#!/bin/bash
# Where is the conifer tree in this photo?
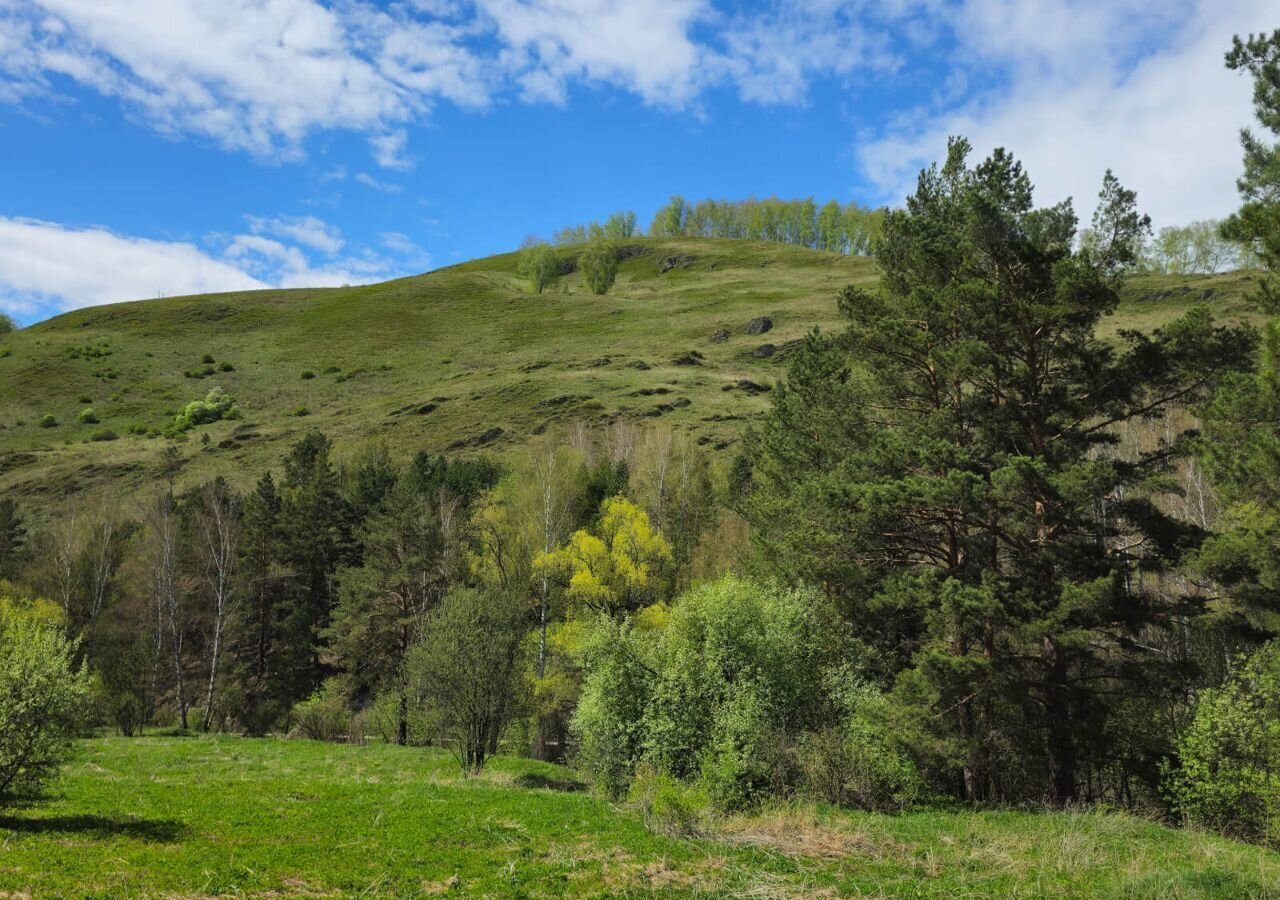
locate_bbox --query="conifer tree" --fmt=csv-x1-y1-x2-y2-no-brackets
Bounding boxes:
747,138,1252,802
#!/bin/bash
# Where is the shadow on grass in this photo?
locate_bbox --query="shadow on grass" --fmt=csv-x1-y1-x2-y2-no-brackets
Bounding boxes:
511,772,587,793
0,814,189,842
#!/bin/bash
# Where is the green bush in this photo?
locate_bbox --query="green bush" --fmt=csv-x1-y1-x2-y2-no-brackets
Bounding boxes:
572,576,913,812
291,680,353,742
580,237,619,295
292,406,310,417
517,243,559,293
572,618,655,798
218,362,235,372
301,371,315,380
0,313,14,335
405,587,529,774
628,763,712,836
1166,641,1280,846
201,354,215,364
78,408,98,424
89,429,118,442
38,414,57,429
77,395,92,405
173,387,240,431
0,603,92,805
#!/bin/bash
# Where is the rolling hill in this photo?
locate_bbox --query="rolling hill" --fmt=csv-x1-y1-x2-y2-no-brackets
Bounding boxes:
0,238,1263,516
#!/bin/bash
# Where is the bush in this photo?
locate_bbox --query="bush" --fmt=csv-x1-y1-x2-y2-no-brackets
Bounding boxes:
0,603,92,805
517,243,559,293
218,361,235,372
38,414,57,428
291,679,353,742
201,354,215,364
0,313,14,335
173,387,240,431
572,575,906,812
78,408,98,424
572,618,655,798
292,406,310,417
301,371,315,380
89,429,118,442
580,237,619,295
629,763,712,836
1166,641,1280,846
406,588,529,774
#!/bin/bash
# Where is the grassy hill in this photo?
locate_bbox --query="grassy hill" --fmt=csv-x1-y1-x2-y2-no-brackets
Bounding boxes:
0,238,1263,515
1,734,1276,898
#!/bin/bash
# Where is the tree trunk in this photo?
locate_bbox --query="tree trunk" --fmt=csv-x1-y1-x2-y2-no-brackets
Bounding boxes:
1043,634,1075,803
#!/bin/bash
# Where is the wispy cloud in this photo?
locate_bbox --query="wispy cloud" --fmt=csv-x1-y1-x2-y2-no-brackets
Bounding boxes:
0,212,431,321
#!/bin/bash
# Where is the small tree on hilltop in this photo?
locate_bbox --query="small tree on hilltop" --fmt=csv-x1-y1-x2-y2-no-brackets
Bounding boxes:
580,236,620,296
518,242,559,294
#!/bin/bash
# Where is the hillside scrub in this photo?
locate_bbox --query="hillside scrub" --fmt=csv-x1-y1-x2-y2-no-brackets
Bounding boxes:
173,387,239,431
579,236,619,295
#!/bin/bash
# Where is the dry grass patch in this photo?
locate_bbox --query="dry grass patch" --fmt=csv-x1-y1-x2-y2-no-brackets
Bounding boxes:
716,805,893,861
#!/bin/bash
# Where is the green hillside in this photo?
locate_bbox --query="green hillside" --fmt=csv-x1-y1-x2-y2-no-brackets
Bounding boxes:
0,237,1261,513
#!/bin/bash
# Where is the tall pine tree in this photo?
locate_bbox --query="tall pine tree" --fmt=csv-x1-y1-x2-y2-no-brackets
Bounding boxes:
748,139,1252,802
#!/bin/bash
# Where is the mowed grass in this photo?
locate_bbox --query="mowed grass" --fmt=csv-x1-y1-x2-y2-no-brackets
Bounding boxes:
1,735,1277,898
0,237,1261,521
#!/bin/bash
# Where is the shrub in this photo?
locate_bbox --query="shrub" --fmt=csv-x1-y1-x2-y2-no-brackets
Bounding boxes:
0,602,92,805
201,354,215,364
573,618,655,798
78,408,98,424
173,387,240,431
406,588,529,775
77,395,92,405
89,429,118,442
38,414,57,428
517,243,559,293
291,680,353,742
572,575,899,811
0,313,14,335
301,370,315,380
1166,641,1280,846
629,763,712,836
580,237,620,295
218,362,235,372
292,406,311,417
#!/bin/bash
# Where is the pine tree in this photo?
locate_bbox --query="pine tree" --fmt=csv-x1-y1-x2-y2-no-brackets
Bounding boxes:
748,138,1252,803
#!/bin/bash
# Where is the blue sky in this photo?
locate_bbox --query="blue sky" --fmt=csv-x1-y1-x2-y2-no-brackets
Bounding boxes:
0,0,1271,323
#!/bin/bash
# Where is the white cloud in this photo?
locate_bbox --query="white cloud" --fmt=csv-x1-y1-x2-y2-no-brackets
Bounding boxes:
476,0,712,106
0,214,430,321
857,0,1265,228
369,128,412,170
355,171,403,193
246,214,345,254
718,2,901,105
0,216,266,317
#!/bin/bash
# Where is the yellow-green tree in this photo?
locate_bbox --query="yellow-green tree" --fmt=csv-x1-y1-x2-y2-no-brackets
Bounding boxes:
537,496,670,616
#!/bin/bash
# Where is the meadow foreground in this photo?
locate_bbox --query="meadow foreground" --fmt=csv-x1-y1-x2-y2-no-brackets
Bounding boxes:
1,735,1277,898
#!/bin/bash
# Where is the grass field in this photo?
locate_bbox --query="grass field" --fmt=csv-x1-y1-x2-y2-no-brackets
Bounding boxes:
0,238,1263,521
1,735,1278,898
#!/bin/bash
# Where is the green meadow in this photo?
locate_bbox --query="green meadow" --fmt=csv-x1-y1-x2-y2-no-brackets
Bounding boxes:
1,734,1277,898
